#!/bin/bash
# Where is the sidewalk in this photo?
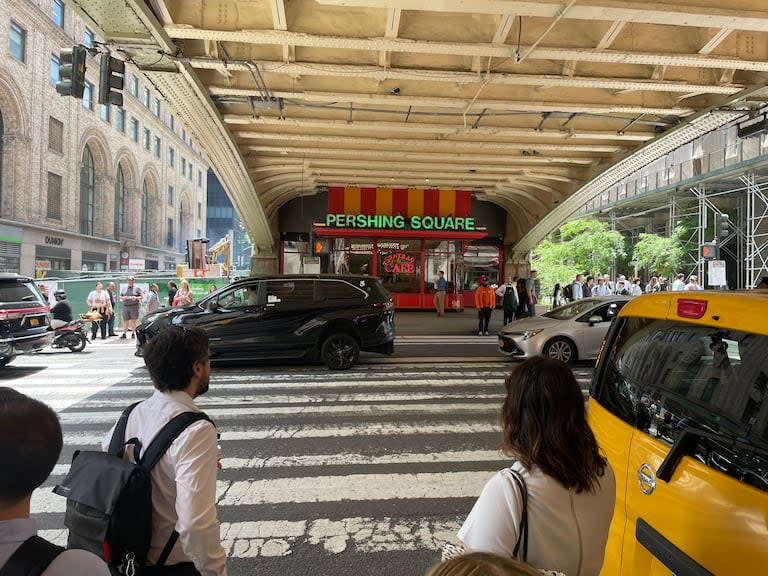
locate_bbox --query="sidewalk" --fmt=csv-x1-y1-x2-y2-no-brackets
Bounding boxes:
394,309,509,337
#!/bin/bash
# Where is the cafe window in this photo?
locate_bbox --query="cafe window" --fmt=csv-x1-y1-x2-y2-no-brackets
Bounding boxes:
376,238,420,294
425,239,460,292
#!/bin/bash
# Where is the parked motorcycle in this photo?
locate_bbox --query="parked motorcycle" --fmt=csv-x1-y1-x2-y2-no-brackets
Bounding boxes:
52,319,87,352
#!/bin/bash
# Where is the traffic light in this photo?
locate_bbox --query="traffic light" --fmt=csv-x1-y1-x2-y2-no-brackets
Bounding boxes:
701,242,718,260
56,46,87,98
312,238,330,255
717,212,730,238
98,53,124,107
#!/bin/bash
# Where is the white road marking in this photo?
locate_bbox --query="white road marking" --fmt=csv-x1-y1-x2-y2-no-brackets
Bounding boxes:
41,515,464,557
51,449,504,477
61,420,499,446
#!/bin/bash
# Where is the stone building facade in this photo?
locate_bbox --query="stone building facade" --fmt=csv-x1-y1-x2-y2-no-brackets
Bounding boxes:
0,0,210,276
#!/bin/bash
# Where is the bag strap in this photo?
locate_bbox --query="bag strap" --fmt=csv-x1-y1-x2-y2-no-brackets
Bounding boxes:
508,468,529,562
0,535,64,576
139,411,213,471
107,402,141,457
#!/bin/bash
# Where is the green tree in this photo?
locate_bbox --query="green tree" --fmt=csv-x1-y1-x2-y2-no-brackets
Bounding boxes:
532,219,625,299
631,227,687,279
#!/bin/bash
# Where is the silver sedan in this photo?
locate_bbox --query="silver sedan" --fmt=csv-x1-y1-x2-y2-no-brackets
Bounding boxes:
498,296,631,363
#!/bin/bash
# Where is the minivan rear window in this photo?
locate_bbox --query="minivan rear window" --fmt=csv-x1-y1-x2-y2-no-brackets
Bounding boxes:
594,317,768,491
0,282,41,304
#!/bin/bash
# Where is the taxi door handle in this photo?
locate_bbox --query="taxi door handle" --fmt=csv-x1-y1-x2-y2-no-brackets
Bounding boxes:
637,463,656,495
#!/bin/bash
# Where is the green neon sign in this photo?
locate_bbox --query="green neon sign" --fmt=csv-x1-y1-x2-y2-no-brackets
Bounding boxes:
325,214,477,231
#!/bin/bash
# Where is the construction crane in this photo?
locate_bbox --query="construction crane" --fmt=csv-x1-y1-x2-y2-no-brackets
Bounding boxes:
206,232,232,277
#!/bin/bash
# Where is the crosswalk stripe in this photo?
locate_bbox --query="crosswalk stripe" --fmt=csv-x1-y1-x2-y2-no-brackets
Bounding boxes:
62,421,499,447
41,515,464,557
51,450,504,477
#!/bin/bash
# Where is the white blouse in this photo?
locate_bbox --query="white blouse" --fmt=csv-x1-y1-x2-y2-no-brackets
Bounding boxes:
458,461,616,576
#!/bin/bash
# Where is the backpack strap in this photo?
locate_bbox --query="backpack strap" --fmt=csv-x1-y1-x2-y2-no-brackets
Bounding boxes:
0,535,64,576
508,468,529,562
139,411,214,471
107,402,142,457
138,411,213,567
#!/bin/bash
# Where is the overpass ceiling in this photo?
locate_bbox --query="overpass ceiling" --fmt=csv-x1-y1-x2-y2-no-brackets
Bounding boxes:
70,0,768,249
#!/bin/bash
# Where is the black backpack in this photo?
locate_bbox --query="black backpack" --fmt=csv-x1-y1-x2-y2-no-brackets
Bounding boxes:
53,403,212,576
562,283,573,301
0,536,63,576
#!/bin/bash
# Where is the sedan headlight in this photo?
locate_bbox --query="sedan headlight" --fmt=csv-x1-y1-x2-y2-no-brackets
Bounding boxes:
523,329,544,340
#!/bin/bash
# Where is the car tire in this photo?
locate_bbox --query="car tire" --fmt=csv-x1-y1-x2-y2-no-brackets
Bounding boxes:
0,357,13,367
321,333,360,370
544,337,576,364
69,334,87,353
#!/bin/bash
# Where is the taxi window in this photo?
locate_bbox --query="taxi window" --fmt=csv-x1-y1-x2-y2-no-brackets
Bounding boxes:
595,317,768,491
265,280,315,308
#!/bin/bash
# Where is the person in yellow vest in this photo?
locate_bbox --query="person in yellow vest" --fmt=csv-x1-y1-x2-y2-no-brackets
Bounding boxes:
474,276,496,336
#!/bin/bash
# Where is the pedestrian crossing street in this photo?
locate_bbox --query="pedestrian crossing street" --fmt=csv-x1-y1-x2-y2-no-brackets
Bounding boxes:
25,359,594,576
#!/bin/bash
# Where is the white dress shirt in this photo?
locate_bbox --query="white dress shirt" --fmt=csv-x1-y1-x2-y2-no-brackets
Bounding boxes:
102,390,227,576
0,518,110,576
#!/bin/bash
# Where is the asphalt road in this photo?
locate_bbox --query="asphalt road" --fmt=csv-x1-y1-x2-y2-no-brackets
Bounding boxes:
5,334,595,576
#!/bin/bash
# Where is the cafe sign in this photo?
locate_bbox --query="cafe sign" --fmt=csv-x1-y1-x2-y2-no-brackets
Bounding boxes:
325,214,478,231
383,252,415,274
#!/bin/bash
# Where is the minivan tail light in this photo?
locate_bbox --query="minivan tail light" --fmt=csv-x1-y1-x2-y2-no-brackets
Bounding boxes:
677,299,707,319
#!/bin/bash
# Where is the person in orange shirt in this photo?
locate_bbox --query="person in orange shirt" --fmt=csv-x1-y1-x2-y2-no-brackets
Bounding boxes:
474,276,496,336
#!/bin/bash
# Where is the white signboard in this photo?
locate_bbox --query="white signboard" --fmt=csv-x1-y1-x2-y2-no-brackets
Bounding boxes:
128,258,145,271
303,256,321,274
707,260,727,287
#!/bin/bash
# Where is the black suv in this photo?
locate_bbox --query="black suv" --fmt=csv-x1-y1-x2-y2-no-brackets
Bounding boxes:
0,273,53,366
136,275,395,370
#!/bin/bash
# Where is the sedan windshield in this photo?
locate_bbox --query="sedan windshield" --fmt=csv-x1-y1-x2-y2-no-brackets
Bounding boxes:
543,299,603,320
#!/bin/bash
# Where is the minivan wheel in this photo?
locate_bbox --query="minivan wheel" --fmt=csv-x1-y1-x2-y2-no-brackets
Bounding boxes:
0,357,12,367
321,333,360,370
544,337,576,364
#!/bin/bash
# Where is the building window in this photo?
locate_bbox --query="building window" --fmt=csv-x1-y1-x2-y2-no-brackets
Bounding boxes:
197,170,202,187
83,28,94,48
100,104,110,123
153,136,161,157
114,166,125,236
48,117,64,153
82,82,93,110
167,217,174,247
187,163,193,180
80,146,95,235
142,87,151,108
116,108,125,132
181,128,187,142
9,22,26,62
129,75,138,97
47,172,62,219
140,181,149,245
49,54,60,86
168,114,175,131
181,157,186,175
153,98,161,117
142,127,150,150
130,117,138,142
167,185,174,206
167,147,174,167
197,202,202,219
51,0,64,28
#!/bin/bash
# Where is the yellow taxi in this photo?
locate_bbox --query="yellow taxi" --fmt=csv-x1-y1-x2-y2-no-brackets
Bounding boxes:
589,290,768,575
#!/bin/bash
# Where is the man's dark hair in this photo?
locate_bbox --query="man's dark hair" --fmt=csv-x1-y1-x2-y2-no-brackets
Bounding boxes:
143,326,210,392
168,281,177,288
500,356,606,493
0,388,62,505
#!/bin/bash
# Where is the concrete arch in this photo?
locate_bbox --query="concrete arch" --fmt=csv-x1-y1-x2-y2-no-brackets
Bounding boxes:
263,183,316,219
0,71,28,133
495,185,550,215
80,130,113,238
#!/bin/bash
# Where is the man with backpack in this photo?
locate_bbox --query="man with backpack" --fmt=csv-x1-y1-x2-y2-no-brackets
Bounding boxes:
100,325,226,576
0,388,109,576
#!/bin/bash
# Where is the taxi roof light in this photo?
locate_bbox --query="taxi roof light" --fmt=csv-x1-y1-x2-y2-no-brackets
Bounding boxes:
677,298,708,319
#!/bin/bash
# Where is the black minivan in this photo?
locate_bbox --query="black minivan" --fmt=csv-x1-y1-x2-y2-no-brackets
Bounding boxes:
0,273,53,366
136,275,395,370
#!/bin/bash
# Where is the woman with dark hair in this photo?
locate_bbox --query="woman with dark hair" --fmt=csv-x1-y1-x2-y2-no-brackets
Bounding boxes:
551,283,562,308
457,356,615,576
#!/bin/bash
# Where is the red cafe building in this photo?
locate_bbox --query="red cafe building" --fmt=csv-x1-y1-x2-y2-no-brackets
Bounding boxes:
278,186,507,310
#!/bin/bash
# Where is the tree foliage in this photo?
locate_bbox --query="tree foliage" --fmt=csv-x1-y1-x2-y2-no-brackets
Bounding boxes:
631,227,687,278
532,219,625,297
